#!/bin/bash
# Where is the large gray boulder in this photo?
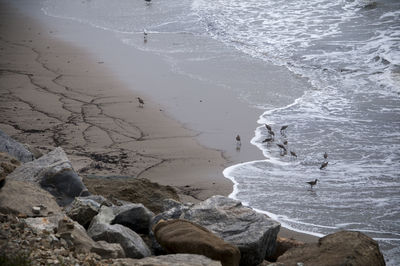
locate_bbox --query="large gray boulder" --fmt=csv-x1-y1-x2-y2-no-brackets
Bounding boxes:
58,217,125,259
162,198,187,211
150,201,193,254
7,147,89,206
88,222,151,259
152,201,192,227
90,205,115,225
0,130,34,162
0,179,62,216
110,254,222,265
277,231,386,266
112,203,155,234
66,195,110,228
88,205,151,258
154,195,280,266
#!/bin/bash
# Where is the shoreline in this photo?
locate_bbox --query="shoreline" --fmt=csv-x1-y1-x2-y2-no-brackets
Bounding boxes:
0,0,317,244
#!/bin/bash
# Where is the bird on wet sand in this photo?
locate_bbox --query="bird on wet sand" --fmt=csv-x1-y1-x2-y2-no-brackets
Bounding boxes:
324,152,328,159
306,179,318,189
265,124,272,131
280,125,288,132
320,161,328,170
290,151,297,158
283,140,288,146
236,134,241,147
137,97,144,107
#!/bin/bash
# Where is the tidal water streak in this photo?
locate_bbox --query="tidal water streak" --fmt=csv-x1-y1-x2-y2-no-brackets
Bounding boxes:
40,0,400,264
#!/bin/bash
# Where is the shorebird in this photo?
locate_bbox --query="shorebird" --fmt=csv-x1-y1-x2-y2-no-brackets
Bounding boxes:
262,137,274,143
137,97,144,107
306,179,318,189
143,29,148,42
269,130,275,137
265,124,272,131
320,161,328,170
290,151,297,158
236,134,241,146
276,143,287,151
280,125,288,132
283,140,288,146
324,152,328,159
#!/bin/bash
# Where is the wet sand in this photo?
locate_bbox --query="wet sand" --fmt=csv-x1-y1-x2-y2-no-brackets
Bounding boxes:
0,1,232,201
0,1,317,243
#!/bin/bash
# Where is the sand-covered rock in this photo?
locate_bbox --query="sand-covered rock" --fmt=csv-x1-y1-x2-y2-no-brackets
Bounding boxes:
0,179,62,216
277,231,386,266
0,129,34,162
112,203,155,234
83,177,179,213
154,219,240,266
155,195,280,266
7,147,89,206
109,254,222,266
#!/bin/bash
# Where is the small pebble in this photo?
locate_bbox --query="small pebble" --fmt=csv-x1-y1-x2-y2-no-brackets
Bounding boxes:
32,206,41,214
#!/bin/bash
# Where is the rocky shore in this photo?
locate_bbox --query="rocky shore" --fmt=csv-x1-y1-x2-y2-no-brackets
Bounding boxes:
0,2,387,264
0,130,387,265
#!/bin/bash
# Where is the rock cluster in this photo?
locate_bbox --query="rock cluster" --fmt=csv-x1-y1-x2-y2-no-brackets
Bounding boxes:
0,131,387,266
153,195,281,265
0,213,104,265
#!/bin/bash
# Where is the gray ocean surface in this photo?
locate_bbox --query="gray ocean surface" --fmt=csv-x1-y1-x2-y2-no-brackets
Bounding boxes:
40,0,400,264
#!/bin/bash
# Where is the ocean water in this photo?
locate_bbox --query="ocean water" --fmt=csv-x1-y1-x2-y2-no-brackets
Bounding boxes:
39,0,400,264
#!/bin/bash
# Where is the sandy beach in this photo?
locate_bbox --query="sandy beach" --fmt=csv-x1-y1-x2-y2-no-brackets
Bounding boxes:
0,0,317,244
0,1,234,200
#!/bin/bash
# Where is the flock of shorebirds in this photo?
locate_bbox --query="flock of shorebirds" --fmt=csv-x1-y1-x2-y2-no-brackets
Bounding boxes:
141,1,327,192
237,124,329,190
